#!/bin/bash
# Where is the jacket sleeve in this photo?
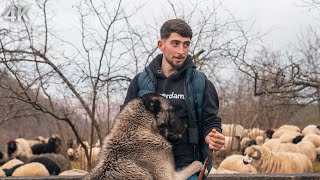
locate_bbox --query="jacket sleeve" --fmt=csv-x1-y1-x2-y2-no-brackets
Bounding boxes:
201,78,222,140
121,74,140,110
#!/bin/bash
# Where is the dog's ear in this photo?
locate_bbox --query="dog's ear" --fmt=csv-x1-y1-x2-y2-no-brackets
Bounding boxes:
141,94,161,115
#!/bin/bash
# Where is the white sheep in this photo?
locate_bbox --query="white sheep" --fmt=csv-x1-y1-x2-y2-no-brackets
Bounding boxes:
76,146,100,171
217,154,257,174
0,159,24,169
302,134,320,148
59,169,89,176
0,169,5,177
11,162,50,176
272,129,301,139
247,128,265,140
222,124,245,139
223,136,241,152
255,136,264,145
278,125,301,132
243,145,313,173
279,133,299,143
262,139,316,162
8,138,33,161
302,125,320,136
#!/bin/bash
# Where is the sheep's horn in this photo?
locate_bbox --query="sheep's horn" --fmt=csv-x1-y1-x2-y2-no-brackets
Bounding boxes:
252,148,261,160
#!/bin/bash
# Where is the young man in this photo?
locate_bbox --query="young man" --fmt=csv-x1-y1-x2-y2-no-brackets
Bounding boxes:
123,19,225,179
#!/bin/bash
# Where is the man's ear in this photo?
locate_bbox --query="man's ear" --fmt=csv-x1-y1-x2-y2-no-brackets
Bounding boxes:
158,40,164,52
141,94,161,115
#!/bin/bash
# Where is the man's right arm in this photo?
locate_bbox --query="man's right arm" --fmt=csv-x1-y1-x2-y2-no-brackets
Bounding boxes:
121,74,140,110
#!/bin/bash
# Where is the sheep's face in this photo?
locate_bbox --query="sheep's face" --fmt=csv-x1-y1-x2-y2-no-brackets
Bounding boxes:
243,146,261,165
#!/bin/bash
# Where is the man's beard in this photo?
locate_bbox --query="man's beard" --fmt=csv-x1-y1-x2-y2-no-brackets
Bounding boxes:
164,55,185,70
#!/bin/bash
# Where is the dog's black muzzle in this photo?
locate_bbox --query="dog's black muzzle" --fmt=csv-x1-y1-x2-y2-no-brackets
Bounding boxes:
167,111,187,142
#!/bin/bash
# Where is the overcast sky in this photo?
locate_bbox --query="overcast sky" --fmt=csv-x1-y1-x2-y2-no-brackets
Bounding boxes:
1,0,319,51
223,0,319,50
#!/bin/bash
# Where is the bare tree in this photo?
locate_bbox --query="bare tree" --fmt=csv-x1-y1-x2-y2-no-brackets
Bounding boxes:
0,0,260,169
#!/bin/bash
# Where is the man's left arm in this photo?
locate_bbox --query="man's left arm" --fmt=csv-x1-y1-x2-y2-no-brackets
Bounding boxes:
201,79,225,151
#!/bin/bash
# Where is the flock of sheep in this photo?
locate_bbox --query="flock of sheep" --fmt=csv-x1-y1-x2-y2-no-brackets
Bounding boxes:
211,124,320,174
1,124,319,177
0,134,88,177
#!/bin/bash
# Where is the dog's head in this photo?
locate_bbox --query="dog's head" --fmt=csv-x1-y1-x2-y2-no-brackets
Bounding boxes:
140,93,186,138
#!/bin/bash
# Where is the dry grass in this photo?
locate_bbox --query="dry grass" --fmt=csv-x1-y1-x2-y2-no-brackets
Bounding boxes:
314,161,320,173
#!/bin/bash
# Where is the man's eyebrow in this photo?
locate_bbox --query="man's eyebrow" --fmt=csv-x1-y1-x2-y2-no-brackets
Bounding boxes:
170,40,191,43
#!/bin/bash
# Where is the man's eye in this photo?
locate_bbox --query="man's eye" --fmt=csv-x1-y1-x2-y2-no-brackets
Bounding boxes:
183,42,190,48
172,41,180,47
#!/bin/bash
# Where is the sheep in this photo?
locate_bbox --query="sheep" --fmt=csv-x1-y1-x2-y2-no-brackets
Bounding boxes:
59,169,88,176
209,168,238,174
265,128,274,139
78,147,100,171
272,129,301,139
0,169,5,177
292,135,304,144
302,134,320,148
263,139,317,162
31,135,62,155
67,148,75,160
217,154,257,174
255,136,264,145
223,136,241,153
243,145,313,173
29,153,71,174
0,159,24,169
222,124,245,139
247,128,265,140
27,157,61,175
302,124,320,136
11,162,50,176
7,138,33,162
240,137,256,155
278,124,301,132
279,134,299,143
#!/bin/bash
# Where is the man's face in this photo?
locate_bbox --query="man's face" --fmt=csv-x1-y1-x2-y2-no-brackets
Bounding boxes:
158,32,191,70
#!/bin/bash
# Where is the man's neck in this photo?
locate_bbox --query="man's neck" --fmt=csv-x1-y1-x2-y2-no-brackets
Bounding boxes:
161,58,177,77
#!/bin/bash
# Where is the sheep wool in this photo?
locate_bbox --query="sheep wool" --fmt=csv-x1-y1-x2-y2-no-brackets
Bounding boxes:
12,162,50,176
243,145,313,174
59,169,88,176
278,125,301,132
302,134,320,148
302,125,320,136
218,154,257,174
0,159,24,169
0,169,5,177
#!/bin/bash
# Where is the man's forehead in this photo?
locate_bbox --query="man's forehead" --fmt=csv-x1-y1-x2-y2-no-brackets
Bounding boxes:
165,32,191,41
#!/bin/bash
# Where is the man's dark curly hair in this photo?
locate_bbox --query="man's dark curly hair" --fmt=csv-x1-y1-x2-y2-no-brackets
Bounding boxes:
160,19,193,39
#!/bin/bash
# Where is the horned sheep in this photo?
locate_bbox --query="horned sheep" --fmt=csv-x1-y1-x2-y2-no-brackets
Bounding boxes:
217,154,257,174
243,145,313,173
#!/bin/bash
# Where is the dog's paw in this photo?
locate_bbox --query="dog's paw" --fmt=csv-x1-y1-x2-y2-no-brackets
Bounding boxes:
190,161,203,172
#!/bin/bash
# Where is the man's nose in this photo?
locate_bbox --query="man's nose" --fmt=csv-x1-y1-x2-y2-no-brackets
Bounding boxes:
177,44,184,54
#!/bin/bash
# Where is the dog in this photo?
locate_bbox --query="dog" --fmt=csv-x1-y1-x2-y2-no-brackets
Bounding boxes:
84,93,203,180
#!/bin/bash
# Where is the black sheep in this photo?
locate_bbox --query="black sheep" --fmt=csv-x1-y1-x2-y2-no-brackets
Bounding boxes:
31,136,61,155
7,140,17,158
28,157,61,175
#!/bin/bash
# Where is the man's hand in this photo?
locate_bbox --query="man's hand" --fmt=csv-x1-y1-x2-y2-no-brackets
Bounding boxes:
205,129,225,151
